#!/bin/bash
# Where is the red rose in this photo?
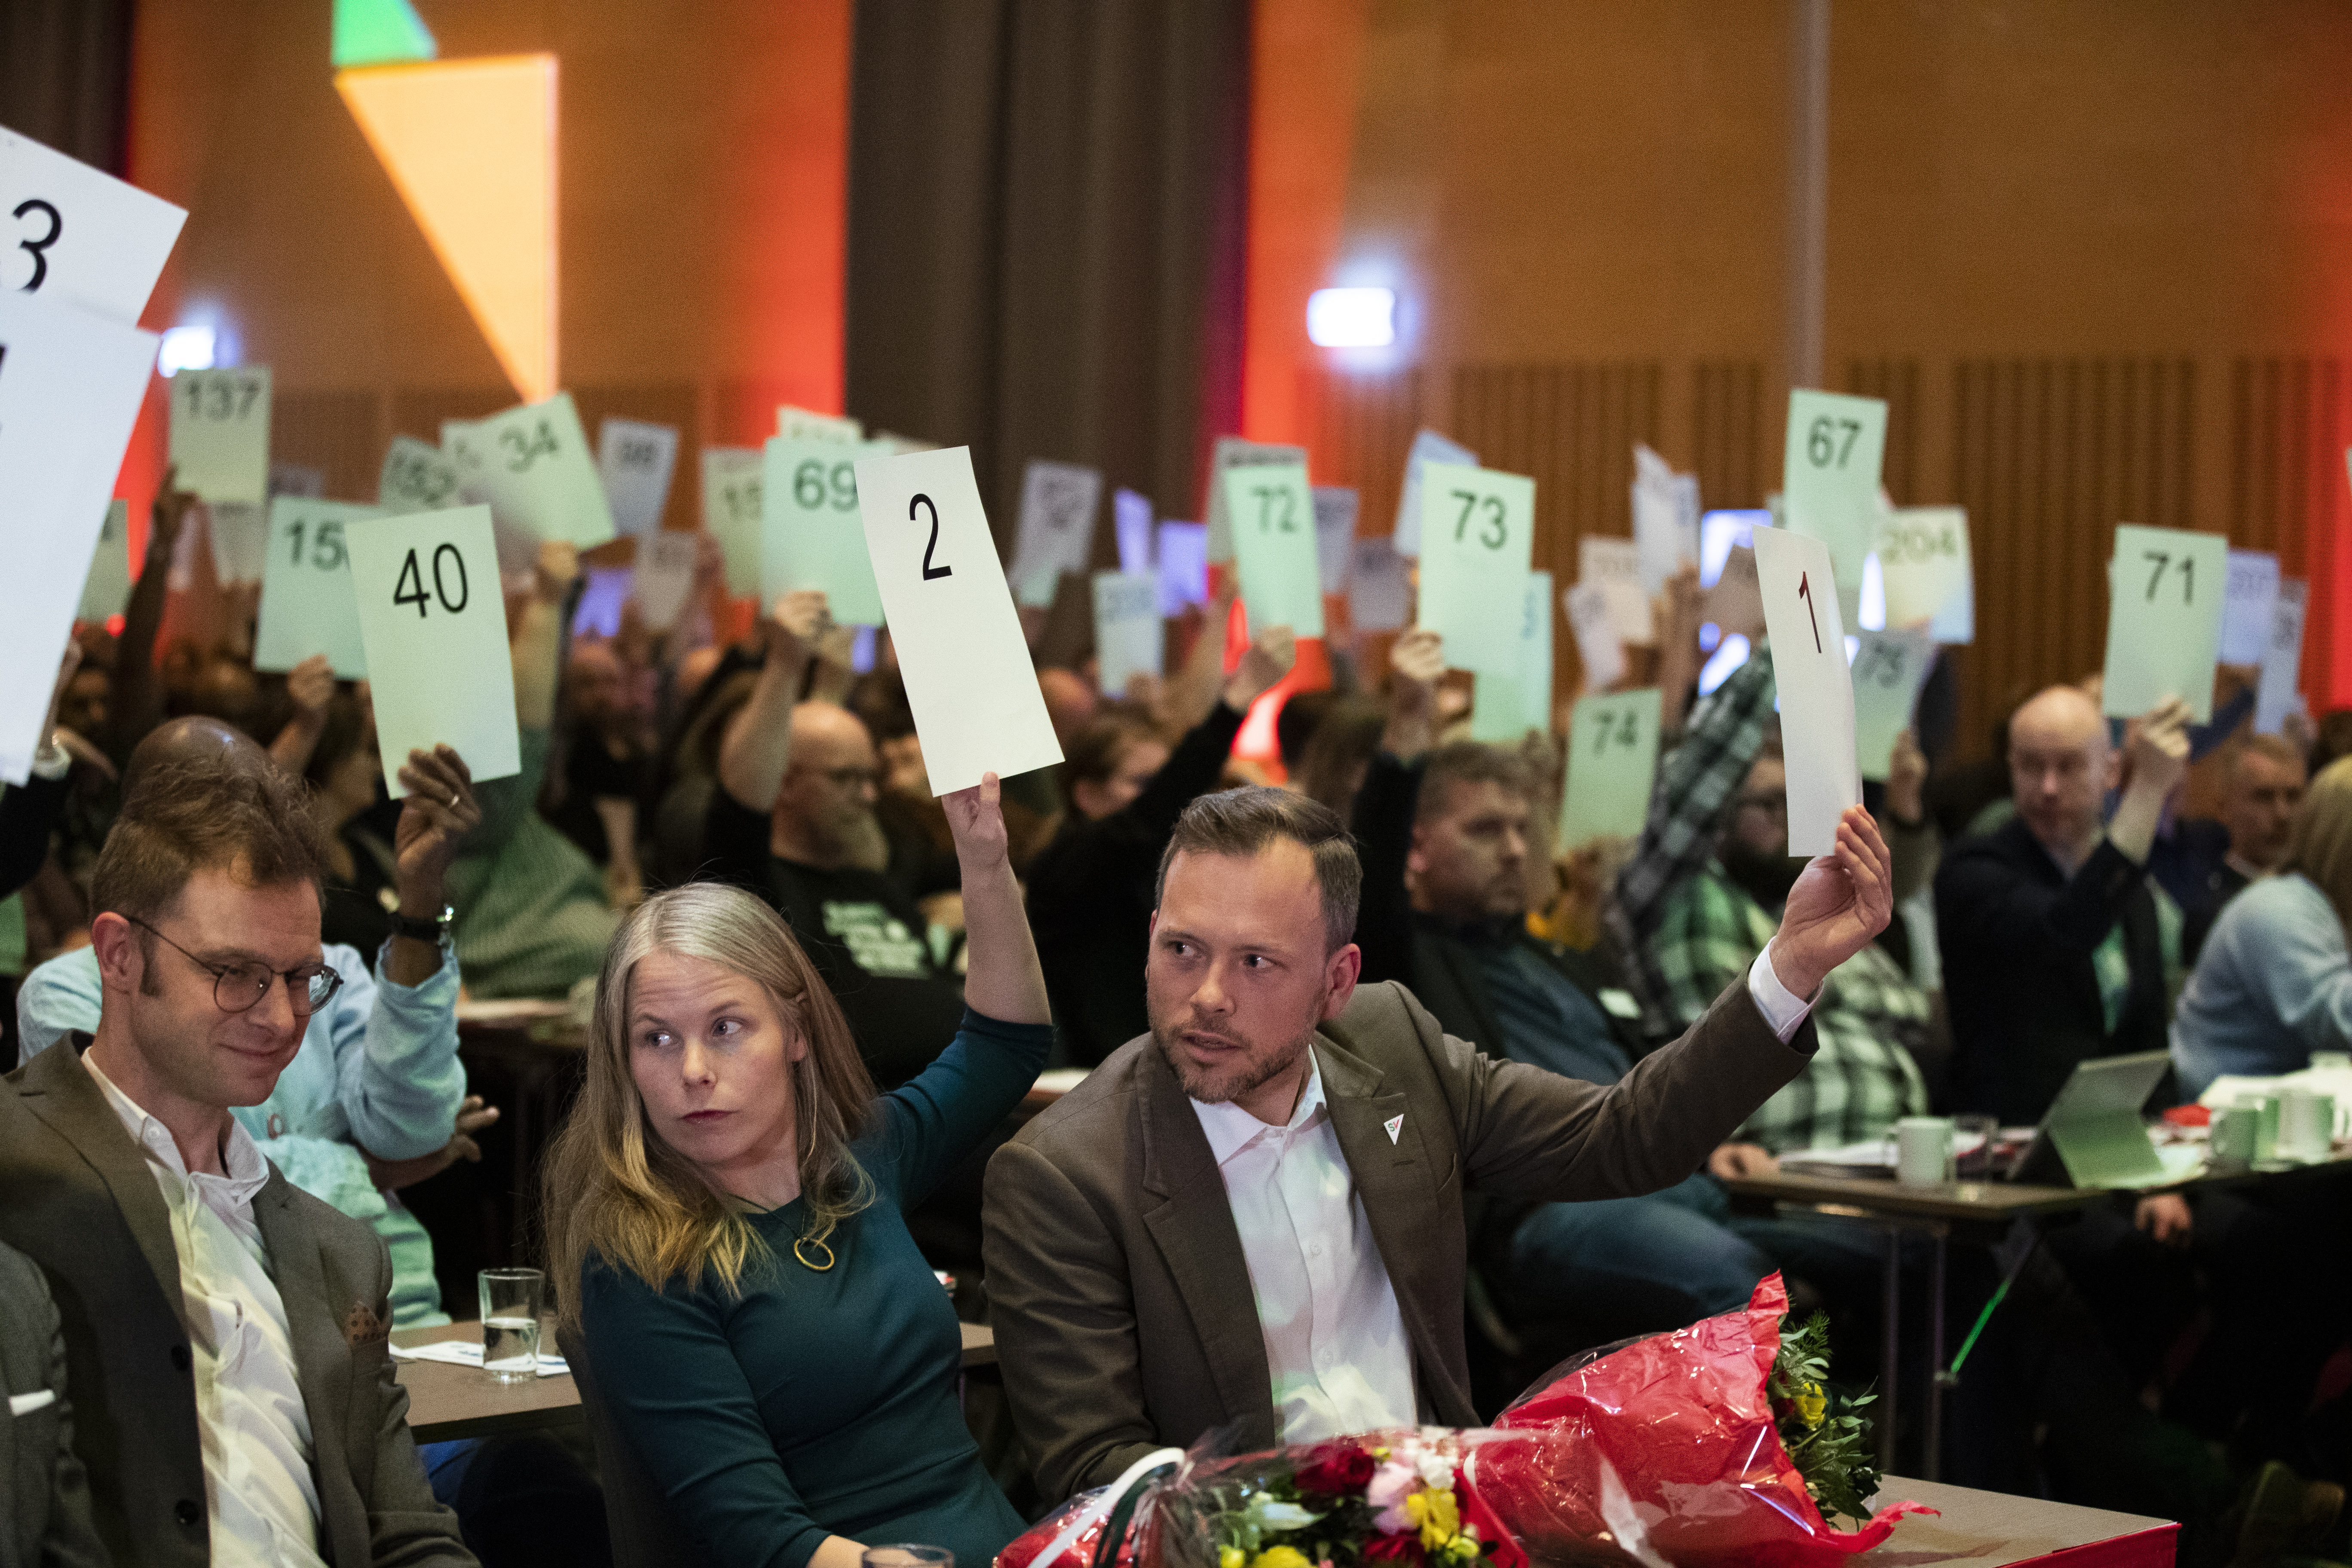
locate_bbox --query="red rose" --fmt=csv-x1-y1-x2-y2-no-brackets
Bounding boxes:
1294,1445,1378,1499
1362,1533,1423,1564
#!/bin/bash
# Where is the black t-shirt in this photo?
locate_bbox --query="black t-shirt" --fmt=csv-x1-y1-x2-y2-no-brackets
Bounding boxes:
701,789,967,1088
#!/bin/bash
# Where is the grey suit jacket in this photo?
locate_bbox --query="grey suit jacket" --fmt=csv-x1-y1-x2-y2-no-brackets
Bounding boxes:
0,1239,107,1568
983,975,1813,1502
0,1036,472,1568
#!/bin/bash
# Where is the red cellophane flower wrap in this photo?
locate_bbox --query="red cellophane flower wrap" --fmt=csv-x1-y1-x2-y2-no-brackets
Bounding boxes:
1470,1273,1933,1567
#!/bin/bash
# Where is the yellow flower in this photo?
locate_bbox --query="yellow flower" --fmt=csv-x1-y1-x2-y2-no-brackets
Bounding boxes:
1795,1383,1826,1428
1220,1549,1246,1568
1411,1486,1461,1552
1251,1547,1311,1568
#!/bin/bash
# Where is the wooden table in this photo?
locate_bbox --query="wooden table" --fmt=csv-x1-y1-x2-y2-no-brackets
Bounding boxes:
1860,1476,2175,1566
396,1318,998,1444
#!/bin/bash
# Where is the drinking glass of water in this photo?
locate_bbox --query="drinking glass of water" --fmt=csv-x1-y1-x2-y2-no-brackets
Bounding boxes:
478,1268,544,1383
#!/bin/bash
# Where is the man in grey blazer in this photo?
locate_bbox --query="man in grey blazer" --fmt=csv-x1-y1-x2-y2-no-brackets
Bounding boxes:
0,1239,107,1568
986,786,1894,1503
0,752,472,1567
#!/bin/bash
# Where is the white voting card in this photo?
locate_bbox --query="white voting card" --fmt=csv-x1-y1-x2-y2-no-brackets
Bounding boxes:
444,392,618,549
255,498,378,678
1850,628,1938,782
1156,521,1209,616
764,436,891,624
1206,437,1305,561
632,531,701,633
1349,538,1411,633
1559,687,1663,846
1563,581,1626,691
1392,428,1478,558
1876,504,1971,637
1224,462,1326,639
701,447,764,597
1471,571,1553,743
1578,535,1653,646
1114,488,1155,575
853,447,1063,793
598,418,678,536
0,287,157,781
1416,462,1535,676
1753,524,1860,857
345,507,521,793
2102,524,2228,723
206,501,268,585
2221,549,2282,668
1313,486,1359,597
778,405,862,443
1093,571,1163,698
77,500,134,622
168,366,271,506
1009,459,1103,608
2257,579,2309,736
1781,389,1886,610
1631,444,1699,594
0,127,185,323
379,435,462,514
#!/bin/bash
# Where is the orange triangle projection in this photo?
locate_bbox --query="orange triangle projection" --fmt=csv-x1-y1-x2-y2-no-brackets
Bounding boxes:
337,56,557,401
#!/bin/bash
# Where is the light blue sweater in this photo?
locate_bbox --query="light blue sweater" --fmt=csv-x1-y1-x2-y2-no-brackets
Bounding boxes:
2171,873,2352,1099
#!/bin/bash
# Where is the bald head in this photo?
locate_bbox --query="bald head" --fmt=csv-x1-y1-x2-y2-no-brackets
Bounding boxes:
125,716,272,795
773,703,879,864
2008,684,2116,857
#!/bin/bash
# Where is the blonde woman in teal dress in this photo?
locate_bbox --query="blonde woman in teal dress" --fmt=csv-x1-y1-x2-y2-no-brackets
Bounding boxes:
546,773,1050,1568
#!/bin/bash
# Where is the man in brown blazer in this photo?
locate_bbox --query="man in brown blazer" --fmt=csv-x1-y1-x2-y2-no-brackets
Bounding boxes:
986,786,1893,1503
0,753,472,1567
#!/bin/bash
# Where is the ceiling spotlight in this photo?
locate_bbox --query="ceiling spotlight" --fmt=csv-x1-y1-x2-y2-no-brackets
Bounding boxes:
1307,287,1396,349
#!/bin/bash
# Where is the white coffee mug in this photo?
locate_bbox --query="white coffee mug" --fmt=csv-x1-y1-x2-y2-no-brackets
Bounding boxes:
1896,1116,1956,1186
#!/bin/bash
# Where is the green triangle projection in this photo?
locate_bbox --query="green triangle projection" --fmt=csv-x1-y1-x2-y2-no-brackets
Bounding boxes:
333,0,436,69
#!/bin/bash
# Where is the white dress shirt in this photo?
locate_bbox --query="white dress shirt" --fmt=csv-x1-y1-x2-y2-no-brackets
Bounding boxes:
1192,948,1816,1443
85,1053,329,1568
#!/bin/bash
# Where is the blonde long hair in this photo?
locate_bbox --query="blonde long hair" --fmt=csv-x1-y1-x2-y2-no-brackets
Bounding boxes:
2286,756,2352,936
544,882,877,1328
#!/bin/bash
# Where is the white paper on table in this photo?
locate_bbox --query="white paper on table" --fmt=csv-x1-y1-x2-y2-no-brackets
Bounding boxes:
0,127,186,323
763,436,891,625
1471,570,1553,743
1092,571,1163,698
1348,539,1411,633
2221,549,2282,668
2102,524,2229,723
597,417,678,536
701,447,764,598
76,500,135,623
1008,459,1103,608
1753,524,1860,856
344,507,522,794
168,367,272,506
1205,437,1306,561
389,1341,569,1378
1781,389,1886,617
1563,582,1626,692
1311,486,1359,597
254,498,380,678
1630,444,1699,594
1876,504,1971,639
379,435,461,514
0,288,158,781
2257,579,2309,736
777,405,862,443
1155,522,1209,617
1559,687,1663,845
443,392,618,550
1416,462,1535,675
207,502,269,585
632,531,701,633
1849,627,1938,782
1114,488,1155,576
852,447,1063,793
1224,464,1326,639
1391,428,1479,558
1577,536,1653,646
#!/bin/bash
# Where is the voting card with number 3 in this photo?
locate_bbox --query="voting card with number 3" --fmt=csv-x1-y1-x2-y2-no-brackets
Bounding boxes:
1752,525,1860,857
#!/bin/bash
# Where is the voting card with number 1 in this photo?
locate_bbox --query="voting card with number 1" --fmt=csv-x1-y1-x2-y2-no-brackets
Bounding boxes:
345,507,521,793
853,448,1062,793
1752,525,1860,856
2102,524,2227,723
256,499,380,678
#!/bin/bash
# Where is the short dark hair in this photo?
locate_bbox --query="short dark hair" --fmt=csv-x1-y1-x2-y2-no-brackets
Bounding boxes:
92,756,329,932
1415,742,1534,825
1154,786,1360,952
1064,707,1167,794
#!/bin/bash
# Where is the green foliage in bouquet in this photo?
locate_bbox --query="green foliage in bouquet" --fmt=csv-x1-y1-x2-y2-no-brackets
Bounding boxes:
1767,1311,1880,1525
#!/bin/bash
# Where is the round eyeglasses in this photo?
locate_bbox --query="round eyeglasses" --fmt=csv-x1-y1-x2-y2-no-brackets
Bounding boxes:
123,916,343,1016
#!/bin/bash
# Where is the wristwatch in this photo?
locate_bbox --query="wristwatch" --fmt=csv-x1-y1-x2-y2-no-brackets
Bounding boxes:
389,904,455,945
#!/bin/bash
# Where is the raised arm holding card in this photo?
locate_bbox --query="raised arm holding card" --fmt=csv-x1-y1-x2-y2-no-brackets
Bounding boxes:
267,652,336,778
101,472,196,769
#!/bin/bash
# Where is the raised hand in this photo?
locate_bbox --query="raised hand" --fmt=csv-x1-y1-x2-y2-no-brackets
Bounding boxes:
533,540,580,606
1380,627,1447,760
941,771,1008,867
285,653,335,725
2125,695,2192,802
393,744,483,900
1769,805,1894,998
1225,623,1297,710
768,588,831,663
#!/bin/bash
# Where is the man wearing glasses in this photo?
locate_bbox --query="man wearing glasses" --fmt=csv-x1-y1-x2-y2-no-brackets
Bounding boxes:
0,751,472,1566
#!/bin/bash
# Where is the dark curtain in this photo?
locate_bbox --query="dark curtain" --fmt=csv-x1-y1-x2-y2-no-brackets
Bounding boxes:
846,0,1250,577
1,0,134,174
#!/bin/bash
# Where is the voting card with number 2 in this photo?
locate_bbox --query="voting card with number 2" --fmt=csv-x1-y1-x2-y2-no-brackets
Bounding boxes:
1753,525,1860,857
345,507,521,794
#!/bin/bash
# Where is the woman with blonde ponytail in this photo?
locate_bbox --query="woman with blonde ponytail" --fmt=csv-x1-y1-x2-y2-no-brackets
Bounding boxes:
545,773,1051,1568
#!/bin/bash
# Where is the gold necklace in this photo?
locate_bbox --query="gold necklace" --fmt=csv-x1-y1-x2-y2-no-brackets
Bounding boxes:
793,1236,837,1272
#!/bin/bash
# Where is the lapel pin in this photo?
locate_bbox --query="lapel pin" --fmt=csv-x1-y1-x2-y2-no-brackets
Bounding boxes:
1384,1114,1404,1145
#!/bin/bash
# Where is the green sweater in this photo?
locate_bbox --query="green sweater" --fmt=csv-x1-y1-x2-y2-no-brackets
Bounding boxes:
579,1009,1050,1568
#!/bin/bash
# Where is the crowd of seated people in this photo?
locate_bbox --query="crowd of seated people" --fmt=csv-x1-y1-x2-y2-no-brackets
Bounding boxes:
11,480,2352,1568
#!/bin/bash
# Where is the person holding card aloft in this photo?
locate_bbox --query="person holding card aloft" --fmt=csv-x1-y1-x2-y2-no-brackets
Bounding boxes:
550,772,1051,1568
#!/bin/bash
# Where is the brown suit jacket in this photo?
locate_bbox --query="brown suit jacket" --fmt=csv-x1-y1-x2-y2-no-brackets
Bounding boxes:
983,975,1813,1502
0,1035,473,1568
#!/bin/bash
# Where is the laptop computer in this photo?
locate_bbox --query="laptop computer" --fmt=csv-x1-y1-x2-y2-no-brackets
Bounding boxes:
2008,1050,2173,1188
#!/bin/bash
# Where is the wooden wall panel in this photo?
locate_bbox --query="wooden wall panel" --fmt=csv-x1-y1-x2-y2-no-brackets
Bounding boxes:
572,382,701,534
1690,360,1763,513
1450,362,1662,574
1298,366,1422,539
2231,358,2352,705
270,390,384,504
1846,358,1922,506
